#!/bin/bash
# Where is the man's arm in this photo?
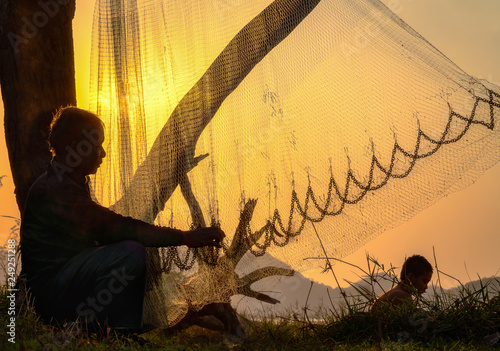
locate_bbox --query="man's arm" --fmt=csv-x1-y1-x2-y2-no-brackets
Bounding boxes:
52,184,223,247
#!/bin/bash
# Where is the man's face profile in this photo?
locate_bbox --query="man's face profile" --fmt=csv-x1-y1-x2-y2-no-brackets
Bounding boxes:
78,127,106,175
61,125,106,176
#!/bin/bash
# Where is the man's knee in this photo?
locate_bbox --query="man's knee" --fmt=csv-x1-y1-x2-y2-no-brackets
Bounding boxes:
121,240,146,261
116,241,147,274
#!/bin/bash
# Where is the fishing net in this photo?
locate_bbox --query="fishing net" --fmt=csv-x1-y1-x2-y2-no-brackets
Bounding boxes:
88,0,500,327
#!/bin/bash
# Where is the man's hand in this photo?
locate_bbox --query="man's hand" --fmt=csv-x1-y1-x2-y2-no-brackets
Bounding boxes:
182,227,225,248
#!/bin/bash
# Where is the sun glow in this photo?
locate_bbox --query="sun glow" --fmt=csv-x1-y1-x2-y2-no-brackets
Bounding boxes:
0,0,499,290
88,0,500,285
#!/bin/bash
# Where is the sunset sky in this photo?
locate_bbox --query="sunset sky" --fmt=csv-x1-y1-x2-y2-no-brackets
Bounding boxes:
1,0,499,288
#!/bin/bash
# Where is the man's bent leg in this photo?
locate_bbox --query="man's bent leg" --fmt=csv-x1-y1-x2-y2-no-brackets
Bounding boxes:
51,241,147,329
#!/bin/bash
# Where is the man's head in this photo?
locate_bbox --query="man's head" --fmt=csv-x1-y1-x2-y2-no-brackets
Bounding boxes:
400,254,433,294
49,107,106,175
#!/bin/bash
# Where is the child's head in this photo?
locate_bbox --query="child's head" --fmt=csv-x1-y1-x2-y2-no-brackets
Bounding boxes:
400,254,433,294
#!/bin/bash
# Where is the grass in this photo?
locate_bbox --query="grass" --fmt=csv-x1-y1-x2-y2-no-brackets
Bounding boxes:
0,292,498,350
0,218,498,350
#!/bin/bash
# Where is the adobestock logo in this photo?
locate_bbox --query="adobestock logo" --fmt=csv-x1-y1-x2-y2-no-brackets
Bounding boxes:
7,0,72,54
76,268,135,323
51,128,104,181
341,0,411,62
213,0,244,21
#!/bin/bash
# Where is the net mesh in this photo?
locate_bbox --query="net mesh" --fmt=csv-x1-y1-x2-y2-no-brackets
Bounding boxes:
89,0,500,327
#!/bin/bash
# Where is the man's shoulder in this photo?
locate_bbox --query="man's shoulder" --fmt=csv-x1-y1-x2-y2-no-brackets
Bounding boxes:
26,168,88,209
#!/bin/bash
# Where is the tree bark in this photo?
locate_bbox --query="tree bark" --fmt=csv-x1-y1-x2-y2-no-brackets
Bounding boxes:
0,0,77,213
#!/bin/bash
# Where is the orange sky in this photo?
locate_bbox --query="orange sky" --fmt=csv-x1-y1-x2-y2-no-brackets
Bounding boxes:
308,0,500,287
1,0,499,288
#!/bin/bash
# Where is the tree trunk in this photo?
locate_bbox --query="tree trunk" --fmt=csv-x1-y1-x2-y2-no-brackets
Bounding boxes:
0,0,77,213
